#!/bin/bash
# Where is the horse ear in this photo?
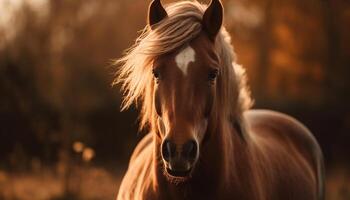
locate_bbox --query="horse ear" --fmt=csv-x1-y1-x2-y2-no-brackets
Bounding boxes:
148,0,168,29
202,0,223,41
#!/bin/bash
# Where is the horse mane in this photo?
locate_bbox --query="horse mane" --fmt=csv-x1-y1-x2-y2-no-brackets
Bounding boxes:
114,0,253,136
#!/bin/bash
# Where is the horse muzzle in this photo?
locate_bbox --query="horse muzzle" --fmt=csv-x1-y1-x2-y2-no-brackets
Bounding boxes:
161,139,198,177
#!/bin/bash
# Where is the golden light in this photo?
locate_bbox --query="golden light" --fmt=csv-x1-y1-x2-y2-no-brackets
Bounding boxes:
72,141,84,153
82,147,95,162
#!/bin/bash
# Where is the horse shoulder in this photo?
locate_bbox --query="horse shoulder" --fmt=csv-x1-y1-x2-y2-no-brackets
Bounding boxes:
244,109,324,200
117,133,155,200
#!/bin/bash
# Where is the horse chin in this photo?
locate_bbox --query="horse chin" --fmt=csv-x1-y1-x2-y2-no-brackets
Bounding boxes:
163,167,192,184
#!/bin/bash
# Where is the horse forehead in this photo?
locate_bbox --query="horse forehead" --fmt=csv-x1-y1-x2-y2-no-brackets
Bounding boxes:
174,45,196,76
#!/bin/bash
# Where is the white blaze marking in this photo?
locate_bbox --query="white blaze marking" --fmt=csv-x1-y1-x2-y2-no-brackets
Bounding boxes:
175,46,196,76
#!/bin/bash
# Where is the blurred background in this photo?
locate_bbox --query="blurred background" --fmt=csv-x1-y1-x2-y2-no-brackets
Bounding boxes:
0,0,349,199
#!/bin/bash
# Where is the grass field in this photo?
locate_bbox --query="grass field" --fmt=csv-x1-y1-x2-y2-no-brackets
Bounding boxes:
0,166,121,200
0,165,349,200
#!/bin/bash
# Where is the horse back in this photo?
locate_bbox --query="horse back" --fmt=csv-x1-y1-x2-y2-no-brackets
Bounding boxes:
245,109,325,200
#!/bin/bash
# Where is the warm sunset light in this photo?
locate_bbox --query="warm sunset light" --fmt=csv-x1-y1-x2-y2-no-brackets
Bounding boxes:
82,147,95,162
0,0,349,199
72,141,84,153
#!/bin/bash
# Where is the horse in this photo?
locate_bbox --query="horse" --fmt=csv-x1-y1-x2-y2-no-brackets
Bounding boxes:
114,0,325,199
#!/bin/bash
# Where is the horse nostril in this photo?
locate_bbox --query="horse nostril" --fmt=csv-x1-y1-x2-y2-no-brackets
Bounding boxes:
182,140,198,160
162,139,176,162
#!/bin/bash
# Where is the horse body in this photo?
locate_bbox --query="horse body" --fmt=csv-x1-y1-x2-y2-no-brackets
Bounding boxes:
115,1,324,199
117,110,324,200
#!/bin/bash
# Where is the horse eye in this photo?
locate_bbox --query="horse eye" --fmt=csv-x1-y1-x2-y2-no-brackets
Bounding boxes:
152,68,160,79
208,69,219,82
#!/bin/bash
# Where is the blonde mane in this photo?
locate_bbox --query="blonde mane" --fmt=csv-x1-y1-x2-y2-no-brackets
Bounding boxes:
114,0,253,134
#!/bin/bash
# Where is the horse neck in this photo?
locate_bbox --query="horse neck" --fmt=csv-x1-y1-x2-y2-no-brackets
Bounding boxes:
202,117,249,185
194,117,257,198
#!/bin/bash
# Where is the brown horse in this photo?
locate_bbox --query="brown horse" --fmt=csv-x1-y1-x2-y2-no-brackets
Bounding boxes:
114,0,325,199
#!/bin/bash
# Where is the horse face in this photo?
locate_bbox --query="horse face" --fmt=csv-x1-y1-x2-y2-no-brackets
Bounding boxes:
153,33,220,178
148,0,223,179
